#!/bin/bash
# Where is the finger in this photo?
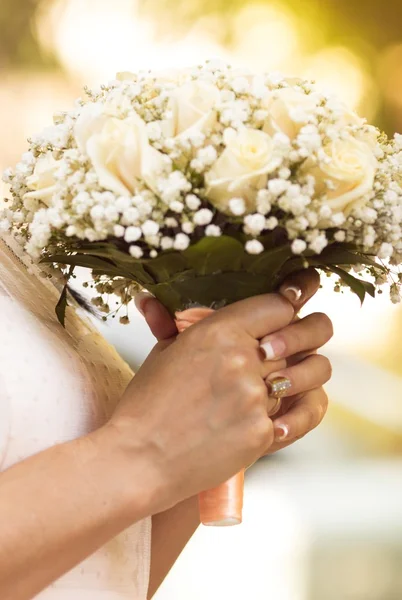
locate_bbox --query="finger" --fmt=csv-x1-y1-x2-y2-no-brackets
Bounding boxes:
135,292,177,341
213,293,295,340
279,268,320,311
260,312,333,361
266,354,332,398
271,387,329,446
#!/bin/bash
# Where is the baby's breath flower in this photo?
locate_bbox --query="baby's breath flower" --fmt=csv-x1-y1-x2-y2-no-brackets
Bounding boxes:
185,194,201,210
331,213,346,227
197,146,218,167
245,240,264,255
116,196,131,212
291,239,307,254
182,222,195,234
309,233,328,254
268,179,289,197
265,216,279,230
165,217,178,228
193,209,213,226
255,190,272,215
279,167,291,180
244,213,266,235
125,226,142,243
229,198,246,216
114,225,125,238
2,168,14,184
231,77,250,94
205,224,221,237
129,245,143,258
170,201,184,213
161,236,174,250
319,206,332,220
141,220,159,236
173,233,190,250
378,242,394,259
122,207,140,226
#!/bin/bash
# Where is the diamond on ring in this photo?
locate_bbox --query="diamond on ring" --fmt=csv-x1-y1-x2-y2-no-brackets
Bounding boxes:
269,376,292,399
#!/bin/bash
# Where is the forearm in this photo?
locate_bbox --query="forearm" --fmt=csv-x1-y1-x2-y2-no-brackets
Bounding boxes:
148,496,199,598
0,425,152,600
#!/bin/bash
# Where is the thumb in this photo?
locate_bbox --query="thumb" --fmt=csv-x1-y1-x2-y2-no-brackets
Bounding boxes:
135,292,177,342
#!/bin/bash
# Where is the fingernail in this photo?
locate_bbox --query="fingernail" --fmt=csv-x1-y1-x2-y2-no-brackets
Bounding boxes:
281,286,302,304
260,337,287,360
274,424,289,442
134,292,154,316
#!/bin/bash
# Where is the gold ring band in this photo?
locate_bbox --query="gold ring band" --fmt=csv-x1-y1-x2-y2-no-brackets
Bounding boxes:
267,395,282,417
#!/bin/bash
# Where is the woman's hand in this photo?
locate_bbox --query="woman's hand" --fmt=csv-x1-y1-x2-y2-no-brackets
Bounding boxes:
134,269,332,461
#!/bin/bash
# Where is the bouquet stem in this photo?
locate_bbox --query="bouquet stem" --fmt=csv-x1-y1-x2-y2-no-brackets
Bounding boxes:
176,307,245,527
198,471,245,526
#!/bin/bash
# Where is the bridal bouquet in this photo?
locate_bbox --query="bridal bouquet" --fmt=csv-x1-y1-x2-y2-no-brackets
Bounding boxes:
3,60,402,526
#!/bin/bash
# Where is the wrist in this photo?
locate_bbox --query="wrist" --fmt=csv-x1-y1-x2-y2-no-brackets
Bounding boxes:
89,418,170,520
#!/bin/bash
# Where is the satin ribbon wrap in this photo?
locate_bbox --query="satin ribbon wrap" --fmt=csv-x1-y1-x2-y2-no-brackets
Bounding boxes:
175,307,245,527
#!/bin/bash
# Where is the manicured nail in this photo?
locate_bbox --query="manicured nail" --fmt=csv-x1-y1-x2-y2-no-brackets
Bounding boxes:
281,286,302,304
134,292,154,316
260,337,287,360
274,424,289,442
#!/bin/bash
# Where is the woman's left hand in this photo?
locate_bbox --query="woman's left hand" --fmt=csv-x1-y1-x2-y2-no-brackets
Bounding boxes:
134,268,333,456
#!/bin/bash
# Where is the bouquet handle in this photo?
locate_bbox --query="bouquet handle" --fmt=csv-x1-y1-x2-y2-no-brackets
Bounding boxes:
176,308,244,527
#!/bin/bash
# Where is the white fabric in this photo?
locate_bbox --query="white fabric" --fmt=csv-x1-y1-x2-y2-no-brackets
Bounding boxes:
0,236,151,599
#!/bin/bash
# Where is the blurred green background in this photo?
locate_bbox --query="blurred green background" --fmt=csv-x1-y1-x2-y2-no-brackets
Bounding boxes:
1,1,402,598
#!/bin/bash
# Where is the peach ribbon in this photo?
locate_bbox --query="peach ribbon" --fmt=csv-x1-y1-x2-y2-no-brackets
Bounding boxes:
176,307,245,527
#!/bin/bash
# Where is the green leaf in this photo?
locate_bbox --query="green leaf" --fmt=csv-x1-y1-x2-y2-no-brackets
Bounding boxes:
142,252,190,283
309,245,386,272
244,245,293,276
42,252,154,286
42,253,116,270
55,265,75,327
327,266,376,304
148,271,279,315
55,283,68,327
183,236,244,275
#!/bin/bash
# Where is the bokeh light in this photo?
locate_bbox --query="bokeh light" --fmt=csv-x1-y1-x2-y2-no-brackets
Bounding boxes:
231,4,300,72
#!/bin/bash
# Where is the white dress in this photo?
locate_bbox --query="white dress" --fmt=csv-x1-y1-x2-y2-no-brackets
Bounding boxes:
0,236,151,600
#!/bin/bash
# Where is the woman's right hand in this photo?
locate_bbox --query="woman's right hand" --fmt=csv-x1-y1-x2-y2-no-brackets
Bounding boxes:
107,281,330,516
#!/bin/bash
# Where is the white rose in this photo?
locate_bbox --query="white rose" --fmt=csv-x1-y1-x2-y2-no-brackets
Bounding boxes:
24,153,60,205
74,107,167,197
164,81,220,138
74,102,109,154
205,128,281,214
309,137,377,214
264,88,321,140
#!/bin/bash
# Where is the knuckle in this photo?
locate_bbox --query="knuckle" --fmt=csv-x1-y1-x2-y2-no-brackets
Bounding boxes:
303,404,319,431
313,313,334,341
251,416,274,451
223,348,252,372
319,355,333,383
310,397,328,429
203,319,228,343
317,390,329,424
244,381,267,407
274,293,295,322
